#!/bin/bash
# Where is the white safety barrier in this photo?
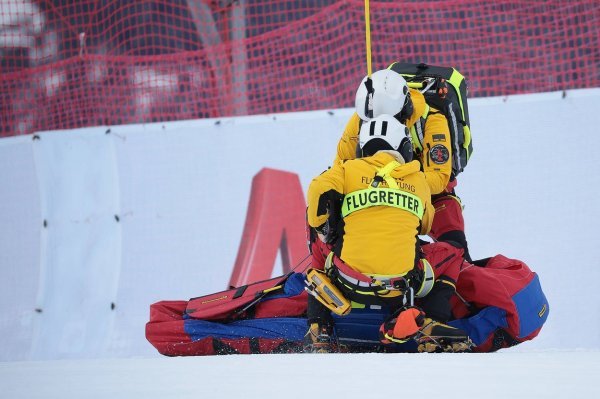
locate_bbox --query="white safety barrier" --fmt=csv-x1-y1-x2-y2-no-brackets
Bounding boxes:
0,89,599,360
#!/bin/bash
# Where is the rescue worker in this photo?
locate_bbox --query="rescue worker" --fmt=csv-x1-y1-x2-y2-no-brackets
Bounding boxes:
304,115,471,353
312,68,471,263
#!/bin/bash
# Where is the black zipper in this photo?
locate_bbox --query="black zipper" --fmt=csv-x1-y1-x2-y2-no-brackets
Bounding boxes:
433,253,455,269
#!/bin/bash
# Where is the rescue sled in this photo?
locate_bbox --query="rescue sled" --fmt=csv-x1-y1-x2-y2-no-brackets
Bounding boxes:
146,247,549,356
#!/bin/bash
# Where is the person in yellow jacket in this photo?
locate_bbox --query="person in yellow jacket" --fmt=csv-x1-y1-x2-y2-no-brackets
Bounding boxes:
309,117,433,277
322,68,471,261
339,69,452,195
304,115,471,353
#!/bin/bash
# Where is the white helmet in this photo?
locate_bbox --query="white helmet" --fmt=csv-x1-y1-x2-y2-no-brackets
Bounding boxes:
355,69,409,121
358,114,413,161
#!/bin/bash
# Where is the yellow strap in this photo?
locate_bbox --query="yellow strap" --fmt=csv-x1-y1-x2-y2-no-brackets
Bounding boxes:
447,68,466,120
463,125,472,158
261,285,283,294
409,104,428,153
373,161,400,189
338,280,404,298
423,104,430,119
324,251,334,273
409,126,421,152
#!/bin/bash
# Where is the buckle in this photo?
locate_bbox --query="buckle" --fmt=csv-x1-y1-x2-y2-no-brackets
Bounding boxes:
385,276,409,291
371,175,384,188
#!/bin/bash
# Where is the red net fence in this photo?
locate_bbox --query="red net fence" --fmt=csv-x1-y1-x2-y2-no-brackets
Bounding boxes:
1,0,598,137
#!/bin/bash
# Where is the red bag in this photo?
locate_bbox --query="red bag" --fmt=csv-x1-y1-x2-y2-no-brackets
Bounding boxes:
185,273,292,320
450,255,549,352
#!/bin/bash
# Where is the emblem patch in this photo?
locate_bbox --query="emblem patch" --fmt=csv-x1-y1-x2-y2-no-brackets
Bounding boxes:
429,144,449,164
432,134,446,142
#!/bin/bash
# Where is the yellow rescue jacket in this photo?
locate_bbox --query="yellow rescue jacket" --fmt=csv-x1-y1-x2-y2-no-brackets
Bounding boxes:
307,151,434,277
334,89,452,195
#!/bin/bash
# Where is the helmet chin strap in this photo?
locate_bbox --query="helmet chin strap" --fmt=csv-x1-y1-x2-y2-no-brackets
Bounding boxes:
395,94,413,124
364,78,374,119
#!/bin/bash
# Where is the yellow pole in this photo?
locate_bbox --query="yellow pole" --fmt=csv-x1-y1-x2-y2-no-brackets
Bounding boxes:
364,0,372,77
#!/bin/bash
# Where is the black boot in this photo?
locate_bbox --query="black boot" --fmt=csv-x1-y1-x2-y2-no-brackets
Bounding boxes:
304,296,336,353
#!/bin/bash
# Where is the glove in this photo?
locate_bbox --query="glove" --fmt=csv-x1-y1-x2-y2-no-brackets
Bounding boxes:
434,78,449,99
315,220,337,244
379,307,425,344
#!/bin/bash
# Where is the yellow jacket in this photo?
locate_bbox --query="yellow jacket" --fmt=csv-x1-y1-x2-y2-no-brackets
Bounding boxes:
307,151,434,277
334,89,452,195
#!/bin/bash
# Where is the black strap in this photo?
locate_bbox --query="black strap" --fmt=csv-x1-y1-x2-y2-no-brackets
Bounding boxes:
232,285,247,299
491,329,520,352
212,338,239,355
249,338,261,354
272,341,303,354
364,78,374,119
329,267,403,308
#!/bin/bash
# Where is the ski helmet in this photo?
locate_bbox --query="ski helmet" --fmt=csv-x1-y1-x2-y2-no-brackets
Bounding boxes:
358,114,413,162
355,69,409,121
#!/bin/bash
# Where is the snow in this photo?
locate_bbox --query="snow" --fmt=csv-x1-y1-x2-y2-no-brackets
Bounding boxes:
2,351,599,398
1,89,600,397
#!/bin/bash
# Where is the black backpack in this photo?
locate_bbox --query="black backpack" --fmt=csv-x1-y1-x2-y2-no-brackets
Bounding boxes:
389,62,473,176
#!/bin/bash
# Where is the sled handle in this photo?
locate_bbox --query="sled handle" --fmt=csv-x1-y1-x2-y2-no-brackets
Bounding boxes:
234,284,285,316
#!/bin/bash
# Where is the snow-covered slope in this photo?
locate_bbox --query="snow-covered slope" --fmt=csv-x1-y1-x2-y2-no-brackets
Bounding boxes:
2,351,599,398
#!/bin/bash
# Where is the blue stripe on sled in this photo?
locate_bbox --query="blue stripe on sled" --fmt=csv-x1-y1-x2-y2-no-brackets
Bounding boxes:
184,317,307,341
333,309,388,342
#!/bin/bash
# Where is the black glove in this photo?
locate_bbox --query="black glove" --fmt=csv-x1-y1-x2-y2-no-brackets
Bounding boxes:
434,78,449,99
315,219,337,244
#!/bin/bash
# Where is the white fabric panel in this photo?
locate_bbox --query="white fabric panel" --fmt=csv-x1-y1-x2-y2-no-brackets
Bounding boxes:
0,137,41,361
29,128,121,359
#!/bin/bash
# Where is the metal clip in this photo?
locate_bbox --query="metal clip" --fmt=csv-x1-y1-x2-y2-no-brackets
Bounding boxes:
403,287,415,307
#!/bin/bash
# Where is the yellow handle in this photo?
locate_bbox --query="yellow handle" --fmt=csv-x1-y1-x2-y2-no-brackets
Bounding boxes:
261,285,283,294
407,82,424,89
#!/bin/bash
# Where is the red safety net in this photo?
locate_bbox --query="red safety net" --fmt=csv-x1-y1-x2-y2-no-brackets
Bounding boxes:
1,0,599,137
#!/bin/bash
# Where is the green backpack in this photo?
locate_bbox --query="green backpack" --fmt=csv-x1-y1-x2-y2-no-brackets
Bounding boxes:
388,62,473,177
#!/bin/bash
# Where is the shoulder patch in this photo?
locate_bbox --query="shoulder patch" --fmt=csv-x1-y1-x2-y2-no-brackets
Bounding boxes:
432,134,446,142
429,144,450,164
